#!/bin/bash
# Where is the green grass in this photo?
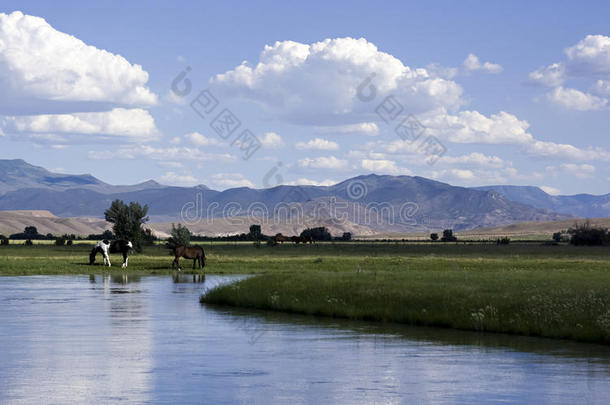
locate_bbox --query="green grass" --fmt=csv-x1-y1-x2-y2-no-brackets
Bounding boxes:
3,242,610,343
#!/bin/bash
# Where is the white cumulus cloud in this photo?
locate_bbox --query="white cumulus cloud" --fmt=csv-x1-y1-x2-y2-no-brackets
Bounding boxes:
158,171,200,187
540,186,561,196
462,53,503,74
544,87,608,111
185,132,223,147
528,63,566,87
260,132,284,148
361,159,412,175
0,11,157,114
295,138,339,151
298,156,348,169
2,108,159,140
210,173,255,189
210,37,463,124
316,122,379,136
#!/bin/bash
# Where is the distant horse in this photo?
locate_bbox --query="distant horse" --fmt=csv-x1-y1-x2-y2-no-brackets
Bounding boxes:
273,235,290,244
89,240,133,268
171,245,206,270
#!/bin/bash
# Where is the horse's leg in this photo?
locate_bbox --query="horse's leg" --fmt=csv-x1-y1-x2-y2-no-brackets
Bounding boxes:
172,256,178,270
192,258,196,270
122,252,128,268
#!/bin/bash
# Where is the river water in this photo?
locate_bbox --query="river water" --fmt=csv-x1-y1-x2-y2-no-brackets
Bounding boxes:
1,275,609,404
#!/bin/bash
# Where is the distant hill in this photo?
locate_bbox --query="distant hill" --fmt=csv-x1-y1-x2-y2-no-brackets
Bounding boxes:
0,159,592,232
472,185,610,218
0,159,166,195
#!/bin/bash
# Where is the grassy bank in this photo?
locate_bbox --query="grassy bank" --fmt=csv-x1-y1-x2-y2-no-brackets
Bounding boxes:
202,266,610,343
4,242,610,343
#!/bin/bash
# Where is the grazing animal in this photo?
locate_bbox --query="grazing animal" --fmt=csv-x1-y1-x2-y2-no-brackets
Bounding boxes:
171,245,206,270
273,235,290,244
89,240,133,268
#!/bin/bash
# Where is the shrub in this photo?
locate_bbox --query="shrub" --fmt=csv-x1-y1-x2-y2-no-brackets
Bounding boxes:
66,239,73,246
55,237,66,246
430,233,439,241
167,223,192,247
440,229,457,242
568,221,609,246
301,227,332,241
496,237,510,245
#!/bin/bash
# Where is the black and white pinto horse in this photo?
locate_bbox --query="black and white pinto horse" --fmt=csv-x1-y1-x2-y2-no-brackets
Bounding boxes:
89,240,133,268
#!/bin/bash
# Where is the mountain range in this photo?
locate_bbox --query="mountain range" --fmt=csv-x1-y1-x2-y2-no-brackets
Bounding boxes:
0,159,607,234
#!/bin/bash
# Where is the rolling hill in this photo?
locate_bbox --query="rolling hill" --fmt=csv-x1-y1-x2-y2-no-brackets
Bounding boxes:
0,159,598,233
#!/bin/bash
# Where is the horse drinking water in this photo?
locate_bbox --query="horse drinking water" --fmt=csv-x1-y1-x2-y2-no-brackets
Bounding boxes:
171,245,206,271
89,240,133,268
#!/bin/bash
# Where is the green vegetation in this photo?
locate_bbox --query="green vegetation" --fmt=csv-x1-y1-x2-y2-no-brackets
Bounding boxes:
104,199,153,251
2,241,610,343
167,223,192,247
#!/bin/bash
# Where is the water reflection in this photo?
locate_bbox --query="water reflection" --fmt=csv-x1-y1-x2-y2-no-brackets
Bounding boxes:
172,272,205,284
1,275,609,404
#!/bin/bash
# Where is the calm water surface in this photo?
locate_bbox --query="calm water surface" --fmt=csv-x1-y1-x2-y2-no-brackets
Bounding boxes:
1,275,610,404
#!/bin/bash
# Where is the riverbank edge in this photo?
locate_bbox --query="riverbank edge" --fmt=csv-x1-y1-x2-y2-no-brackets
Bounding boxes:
200,273,610,345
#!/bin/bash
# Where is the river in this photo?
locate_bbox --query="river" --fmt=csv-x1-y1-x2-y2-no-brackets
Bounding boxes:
1,275,609,404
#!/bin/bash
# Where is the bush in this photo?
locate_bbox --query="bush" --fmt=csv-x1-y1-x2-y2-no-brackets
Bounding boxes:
496,237,510,245
0,237,9,246
167,223,192,247
55,237,66,246
66,239,73,246
440,229,457,242
430,233,439,241
301,227,332,241
568,221,609,246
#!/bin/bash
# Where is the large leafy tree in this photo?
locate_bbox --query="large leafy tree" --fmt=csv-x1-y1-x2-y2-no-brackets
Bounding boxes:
167,223,192,247
104,200,149,252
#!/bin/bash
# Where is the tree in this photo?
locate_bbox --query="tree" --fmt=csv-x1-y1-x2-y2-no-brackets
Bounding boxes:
104,199,150,252
430,233,439,241
568,221,609,246
24,226,38,236
249,224,262,241
341,232,352,241
167,223,192,247
552,232,562,243
102,230,114,240
301,227,331,241
440,229,457,242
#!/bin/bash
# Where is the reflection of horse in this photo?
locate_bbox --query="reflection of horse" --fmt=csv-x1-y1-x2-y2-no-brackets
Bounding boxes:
89,240,133,268
171,245,206,270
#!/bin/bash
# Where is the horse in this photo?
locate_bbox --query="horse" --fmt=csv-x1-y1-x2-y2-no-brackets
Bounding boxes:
273,235,290,244
89,240,133,268
171,245,206,270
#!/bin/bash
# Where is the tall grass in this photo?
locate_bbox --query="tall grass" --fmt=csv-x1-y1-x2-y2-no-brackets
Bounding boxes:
202,264,610,343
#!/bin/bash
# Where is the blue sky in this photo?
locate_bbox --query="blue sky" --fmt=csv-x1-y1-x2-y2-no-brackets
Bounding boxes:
0,1,609,195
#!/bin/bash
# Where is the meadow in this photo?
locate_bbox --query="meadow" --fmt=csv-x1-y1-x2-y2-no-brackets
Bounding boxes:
2,241,610,343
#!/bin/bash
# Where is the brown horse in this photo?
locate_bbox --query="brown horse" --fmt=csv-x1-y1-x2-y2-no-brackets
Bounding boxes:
171,245,206,270
273,235,290,244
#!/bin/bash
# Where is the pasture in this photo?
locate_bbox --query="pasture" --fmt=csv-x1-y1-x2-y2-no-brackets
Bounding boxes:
2,242,610,343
